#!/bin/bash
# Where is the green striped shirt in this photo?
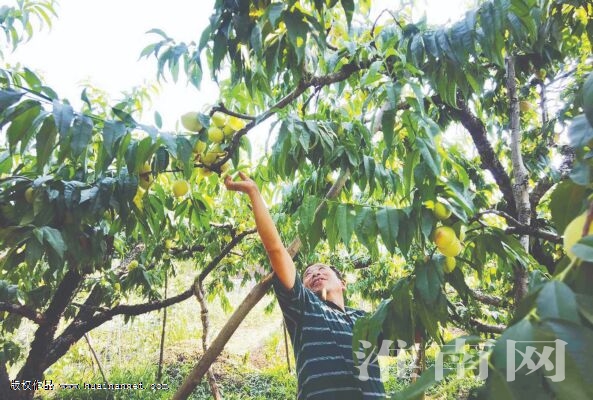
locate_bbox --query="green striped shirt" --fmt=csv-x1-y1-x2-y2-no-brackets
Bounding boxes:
273,275,386,399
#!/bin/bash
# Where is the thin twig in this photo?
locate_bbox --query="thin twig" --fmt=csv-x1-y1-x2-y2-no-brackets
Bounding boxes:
157,274,168,382
84,333,108,384
447,302,506,334
283,321,292,373
472,209,561,243
211,103,256,121
195,281,222,399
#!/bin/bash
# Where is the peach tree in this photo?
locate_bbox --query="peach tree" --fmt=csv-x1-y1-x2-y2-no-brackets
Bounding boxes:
143,0,593,398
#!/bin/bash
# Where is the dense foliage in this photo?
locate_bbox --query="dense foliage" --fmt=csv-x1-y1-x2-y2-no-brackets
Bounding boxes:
1,0,592,399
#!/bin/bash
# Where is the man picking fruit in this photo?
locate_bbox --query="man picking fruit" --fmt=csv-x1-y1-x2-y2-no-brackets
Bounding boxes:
225,172,385,400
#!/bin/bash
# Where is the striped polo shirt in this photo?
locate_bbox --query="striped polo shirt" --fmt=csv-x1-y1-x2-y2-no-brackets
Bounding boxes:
273,275,386,399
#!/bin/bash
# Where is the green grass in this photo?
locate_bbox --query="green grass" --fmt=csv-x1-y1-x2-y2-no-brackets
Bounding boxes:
44,354,483,400
44,361,296,400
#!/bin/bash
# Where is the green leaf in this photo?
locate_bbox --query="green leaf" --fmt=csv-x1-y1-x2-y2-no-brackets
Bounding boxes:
212,32,227,73
572,235,593,262
102,120,126,157
0,89,23,112
324,203,337,249
569,115,593,149
6,101,41,152
250,23,262,55
354,206,378,255
154,111,162,129
112,107,136,125
153,147,169,173
487,319,540,399
569,161,591,186
576,294,593,326
416,136,440,177
536,281,580,323
35,116,57,173
415,259,444,306
52,100,74,139
69,115,93,159
484,367,517,400
0,280,18,302
362,156,376,193
583,72,593,129
283,9,308,63
376,207,399,254
381,108,396,149
336,203,355,247
146,28,171,40
409,34,424,65
436,28,460,65
549,180,586,233
355,299,392,351
340,0,354,29
39,226,66,259
267,3,284,27
299,196,321,232
176,136,193,178
540,319,593,400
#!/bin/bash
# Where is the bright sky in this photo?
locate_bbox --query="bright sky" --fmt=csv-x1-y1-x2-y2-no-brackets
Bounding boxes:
4,0,472,133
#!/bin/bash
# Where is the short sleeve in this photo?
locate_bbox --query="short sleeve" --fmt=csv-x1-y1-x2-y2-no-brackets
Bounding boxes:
272,273,307,326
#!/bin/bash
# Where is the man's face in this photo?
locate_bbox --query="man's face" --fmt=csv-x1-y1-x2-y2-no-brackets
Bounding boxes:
303,264,345,295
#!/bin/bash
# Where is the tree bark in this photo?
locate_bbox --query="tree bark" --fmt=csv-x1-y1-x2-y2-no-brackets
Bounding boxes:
157,275,168,382
172,169,350,400
506,56,530,304
447,97,517,215
15,269,82,400
195,280,222,400
0,362,12,400
0,302,44,324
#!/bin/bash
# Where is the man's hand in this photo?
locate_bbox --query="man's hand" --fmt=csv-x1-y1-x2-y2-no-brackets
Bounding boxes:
224,171,257,196
223,170,296,290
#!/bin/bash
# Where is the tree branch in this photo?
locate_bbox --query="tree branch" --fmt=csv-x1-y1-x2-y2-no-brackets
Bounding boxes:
208,59,376,171
45,287,195,368
505,226,561,244
0,302,44,324
468,289,508,308
529,146,575,210
471,209,561,243
170,244,206,259
197,228,257,283
443,96,516,215
448,303,506,334
211,103,255,121
46,228,255,369
17,268,83,381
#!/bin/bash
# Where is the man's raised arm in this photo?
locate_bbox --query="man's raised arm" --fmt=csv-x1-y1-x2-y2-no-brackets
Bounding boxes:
224,172,296,290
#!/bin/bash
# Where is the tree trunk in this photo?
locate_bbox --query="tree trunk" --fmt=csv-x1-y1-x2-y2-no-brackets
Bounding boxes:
0,362,13,400
15,269,82,399
506,56,531,304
